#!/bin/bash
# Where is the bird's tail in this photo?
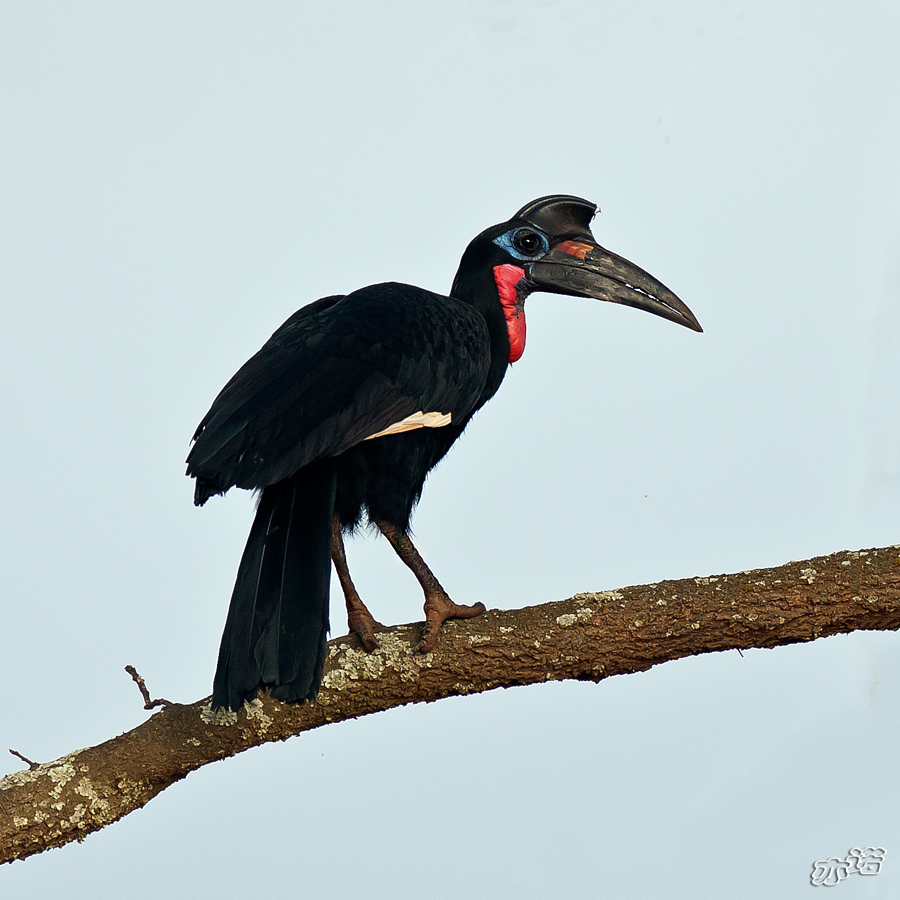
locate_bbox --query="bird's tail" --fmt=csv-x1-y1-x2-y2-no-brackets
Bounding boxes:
211,460,336,711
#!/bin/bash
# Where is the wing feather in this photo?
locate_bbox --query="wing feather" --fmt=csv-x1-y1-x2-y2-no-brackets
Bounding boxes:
187,283,490,502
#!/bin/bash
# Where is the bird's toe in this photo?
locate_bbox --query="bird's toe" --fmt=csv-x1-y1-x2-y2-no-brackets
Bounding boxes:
416,596,486,653
347,602,383,652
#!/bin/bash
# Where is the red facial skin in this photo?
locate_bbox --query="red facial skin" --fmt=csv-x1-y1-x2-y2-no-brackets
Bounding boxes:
492,264,527,363
554,240,592,260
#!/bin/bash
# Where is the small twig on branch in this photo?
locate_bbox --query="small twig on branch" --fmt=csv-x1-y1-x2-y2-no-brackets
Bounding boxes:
8,749,39,771
124,665,175,710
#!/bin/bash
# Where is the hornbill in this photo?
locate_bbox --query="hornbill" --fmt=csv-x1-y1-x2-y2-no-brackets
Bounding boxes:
187,195,701,711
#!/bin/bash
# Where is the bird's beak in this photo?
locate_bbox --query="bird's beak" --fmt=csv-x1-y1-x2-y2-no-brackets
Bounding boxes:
525,239,702,333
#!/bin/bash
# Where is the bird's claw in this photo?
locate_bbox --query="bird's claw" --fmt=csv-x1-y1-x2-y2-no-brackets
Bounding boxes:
347,602,383,652
416,595,486,653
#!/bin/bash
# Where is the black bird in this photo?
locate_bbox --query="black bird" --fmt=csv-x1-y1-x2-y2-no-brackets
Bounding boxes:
187,195,701,711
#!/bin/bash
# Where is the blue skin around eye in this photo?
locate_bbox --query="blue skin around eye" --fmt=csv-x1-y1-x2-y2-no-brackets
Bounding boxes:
493,228,550,261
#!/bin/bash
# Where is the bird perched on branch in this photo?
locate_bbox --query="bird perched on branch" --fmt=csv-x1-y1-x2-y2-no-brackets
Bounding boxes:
187,195,702,711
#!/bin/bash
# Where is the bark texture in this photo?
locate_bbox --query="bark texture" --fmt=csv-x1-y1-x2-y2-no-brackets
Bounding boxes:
2,544,899,864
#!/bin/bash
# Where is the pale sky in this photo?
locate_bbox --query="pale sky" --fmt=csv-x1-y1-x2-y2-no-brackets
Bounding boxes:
3,3,900,897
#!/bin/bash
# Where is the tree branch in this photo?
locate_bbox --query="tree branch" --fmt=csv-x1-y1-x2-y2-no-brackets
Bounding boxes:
2,544,899,864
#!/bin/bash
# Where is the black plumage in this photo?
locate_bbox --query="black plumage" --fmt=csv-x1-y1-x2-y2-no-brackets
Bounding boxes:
187,195,701,710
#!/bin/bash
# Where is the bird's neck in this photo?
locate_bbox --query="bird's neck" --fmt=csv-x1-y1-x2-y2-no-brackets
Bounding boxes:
450,263,523,409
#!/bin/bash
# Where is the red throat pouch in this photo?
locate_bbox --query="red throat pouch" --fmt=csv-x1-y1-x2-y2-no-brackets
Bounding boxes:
492,264,527,363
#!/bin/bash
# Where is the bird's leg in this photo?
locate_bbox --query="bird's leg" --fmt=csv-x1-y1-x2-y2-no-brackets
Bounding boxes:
331,516,382,652
374,519,486,653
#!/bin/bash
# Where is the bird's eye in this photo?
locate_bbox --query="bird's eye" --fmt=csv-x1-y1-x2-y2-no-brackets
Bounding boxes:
492,226,549,260
513,229,542,256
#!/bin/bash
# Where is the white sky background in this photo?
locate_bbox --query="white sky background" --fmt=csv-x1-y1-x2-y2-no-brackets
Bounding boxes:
2,2,900,897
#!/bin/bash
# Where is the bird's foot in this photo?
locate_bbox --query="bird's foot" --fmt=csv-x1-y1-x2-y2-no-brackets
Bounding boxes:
417,592,486,654
371,517,486,653
346,598,383,652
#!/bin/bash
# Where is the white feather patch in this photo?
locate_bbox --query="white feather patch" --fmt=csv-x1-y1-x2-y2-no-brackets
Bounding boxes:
365,411,452,440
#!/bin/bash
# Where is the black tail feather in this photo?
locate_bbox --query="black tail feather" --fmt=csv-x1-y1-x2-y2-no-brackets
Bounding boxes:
211,460,336,711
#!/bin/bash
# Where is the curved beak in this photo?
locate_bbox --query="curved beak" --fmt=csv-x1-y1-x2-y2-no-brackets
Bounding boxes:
526,239,702,333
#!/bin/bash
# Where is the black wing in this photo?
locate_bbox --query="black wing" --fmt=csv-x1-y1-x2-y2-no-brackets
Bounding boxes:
186,282,491,503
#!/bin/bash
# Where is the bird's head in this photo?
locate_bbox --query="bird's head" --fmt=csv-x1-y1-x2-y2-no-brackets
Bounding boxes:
452,194,701,363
